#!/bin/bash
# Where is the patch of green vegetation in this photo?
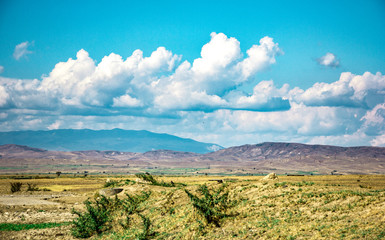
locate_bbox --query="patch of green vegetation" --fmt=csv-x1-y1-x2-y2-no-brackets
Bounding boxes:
71,191,154,239
0,166,28,170
0,222,71,231
185,184,238,227
136,173,186,187
296,171,318,175
103,180,120,188
72,195,114,238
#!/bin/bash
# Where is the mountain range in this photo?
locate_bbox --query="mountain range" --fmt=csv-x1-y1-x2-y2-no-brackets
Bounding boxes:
0,142,384,175
0,129,222,154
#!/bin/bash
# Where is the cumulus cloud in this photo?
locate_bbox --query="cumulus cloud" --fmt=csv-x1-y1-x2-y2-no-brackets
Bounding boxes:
5,32,282,115
112,94,143,108
0,66,4,74
2,33,385,148
371,134,385,147
316,52,340,67
237,36,283,79
291,72,385,109
13,41,33,60
360,102,385,136
0,85,10,107
227,81,290,111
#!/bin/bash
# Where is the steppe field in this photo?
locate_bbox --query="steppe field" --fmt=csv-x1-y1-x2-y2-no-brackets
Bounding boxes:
0,174,384,239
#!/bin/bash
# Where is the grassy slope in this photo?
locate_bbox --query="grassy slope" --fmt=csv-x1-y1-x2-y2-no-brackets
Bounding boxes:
86,175,385,239
0,175,384,239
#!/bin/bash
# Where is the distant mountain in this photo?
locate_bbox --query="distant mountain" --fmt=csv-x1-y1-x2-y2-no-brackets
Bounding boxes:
202,142,385,161
201,142,385,174
0,129,223,154
0,142,384,174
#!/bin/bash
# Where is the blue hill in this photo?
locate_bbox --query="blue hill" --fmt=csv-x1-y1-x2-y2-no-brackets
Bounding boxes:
0,129,222,154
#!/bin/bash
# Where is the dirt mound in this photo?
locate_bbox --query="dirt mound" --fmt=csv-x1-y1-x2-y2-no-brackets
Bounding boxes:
99,188,123,196
262,172,278,181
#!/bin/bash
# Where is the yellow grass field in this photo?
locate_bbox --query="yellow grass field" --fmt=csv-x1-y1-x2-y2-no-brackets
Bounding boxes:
0,174,384,239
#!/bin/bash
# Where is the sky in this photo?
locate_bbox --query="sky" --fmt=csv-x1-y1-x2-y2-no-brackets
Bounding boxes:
0,0,385,148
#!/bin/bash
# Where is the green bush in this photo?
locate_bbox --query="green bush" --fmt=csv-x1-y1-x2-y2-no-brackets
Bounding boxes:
103,180,120,188
121,191,151,216
71,195,115,238
137,214,152,240
135,173,185,187
120,191,152,230
71,191,153,239
10,182,22,193
136,173,158,185
185,184,237,227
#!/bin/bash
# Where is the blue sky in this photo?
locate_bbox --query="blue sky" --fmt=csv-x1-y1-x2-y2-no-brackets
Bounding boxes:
0,0,385,148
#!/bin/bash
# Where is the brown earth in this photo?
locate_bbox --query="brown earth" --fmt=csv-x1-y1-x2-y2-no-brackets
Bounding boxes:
1,142,385,175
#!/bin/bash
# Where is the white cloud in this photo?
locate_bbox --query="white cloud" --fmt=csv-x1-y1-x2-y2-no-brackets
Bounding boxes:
0,85,10,107
291,72,385,109
2,33,385,148
307,131,370,147
0,77,55,110
47,120,62,130
112,94,143,108
228,81,290,111
317,52,340,67
371,134,385,147
237,36,282,79
30,32,284,114
192,32,241,77
0,66,4,74
13,41,33,60
360,102,385,137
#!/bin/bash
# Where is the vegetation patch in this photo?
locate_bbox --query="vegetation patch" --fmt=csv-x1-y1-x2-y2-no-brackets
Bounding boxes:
10,182,22,193
185,184,238,227
0,222,71,231
136,173,186,187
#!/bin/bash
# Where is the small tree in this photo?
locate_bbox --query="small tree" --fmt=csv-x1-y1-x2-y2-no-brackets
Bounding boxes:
56,171,62,177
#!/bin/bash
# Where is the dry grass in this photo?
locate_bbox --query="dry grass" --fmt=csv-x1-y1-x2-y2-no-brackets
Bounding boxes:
0,174,384,239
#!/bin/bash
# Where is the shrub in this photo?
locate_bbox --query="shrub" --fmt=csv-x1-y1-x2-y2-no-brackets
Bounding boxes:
185,184,238,227
103,180,120,188
71,191,153,239
118,191,154,239
121,191,151,215
10,182,22,193
26,183,39,191
136,173,158,185
137,214,152,240
135,173,185,187
71,195,115,238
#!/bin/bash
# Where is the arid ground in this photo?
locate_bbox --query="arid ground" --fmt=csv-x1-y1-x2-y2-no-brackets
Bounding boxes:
0,174,384,239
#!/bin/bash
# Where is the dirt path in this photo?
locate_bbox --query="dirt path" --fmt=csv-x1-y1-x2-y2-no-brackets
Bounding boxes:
0,194,61,206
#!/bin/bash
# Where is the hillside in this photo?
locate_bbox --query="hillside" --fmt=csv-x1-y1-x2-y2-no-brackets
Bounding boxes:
0,129,222,154
203,142,385,161
0,142,384,175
